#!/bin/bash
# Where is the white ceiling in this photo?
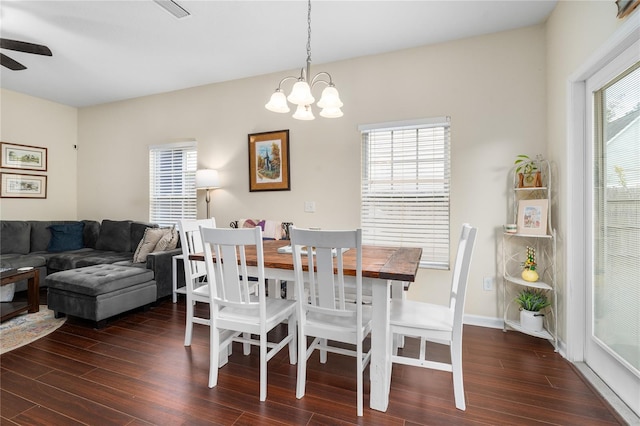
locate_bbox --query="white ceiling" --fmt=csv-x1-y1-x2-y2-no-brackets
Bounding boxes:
0,0,557,108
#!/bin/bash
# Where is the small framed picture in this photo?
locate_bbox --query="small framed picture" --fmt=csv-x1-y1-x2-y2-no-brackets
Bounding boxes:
1,142,48,172
517,199,548,235
248,129,290,192
616,0,640,18
1,173,47,199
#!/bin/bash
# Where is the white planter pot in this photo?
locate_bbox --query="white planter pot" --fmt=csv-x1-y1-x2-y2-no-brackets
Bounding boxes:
520,309,544,332
0,283,15,302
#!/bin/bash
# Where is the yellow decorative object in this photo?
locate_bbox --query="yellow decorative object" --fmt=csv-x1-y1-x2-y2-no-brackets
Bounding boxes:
522,269,539,282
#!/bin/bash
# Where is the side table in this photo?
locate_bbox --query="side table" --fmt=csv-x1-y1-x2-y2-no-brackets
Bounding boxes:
1,268,40,322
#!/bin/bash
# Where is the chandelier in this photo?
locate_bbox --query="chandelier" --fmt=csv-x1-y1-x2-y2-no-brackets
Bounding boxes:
265,0,343,120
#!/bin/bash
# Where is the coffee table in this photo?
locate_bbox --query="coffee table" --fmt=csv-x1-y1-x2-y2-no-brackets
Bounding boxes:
0,268,40,322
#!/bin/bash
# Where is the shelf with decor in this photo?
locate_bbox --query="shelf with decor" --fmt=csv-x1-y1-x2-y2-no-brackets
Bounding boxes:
502,156,557,351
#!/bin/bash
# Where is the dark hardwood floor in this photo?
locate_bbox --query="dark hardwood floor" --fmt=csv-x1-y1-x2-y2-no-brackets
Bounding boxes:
1,295,625,425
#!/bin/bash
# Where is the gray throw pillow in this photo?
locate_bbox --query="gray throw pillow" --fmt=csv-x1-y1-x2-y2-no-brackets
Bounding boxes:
95,220,132,252
0,221,31,254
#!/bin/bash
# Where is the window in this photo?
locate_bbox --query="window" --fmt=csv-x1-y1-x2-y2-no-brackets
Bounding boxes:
149,141,197,226
360,117,451,269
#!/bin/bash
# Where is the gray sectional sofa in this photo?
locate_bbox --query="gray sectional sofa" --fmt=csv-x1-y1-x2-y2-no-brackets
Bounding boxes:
0,219,181,300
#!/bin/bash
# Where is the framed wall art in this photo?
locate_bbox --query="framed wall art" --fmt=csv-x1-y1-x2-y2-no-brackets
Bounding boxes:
517,199,548,236
248,129,290,192
1,173,47,199
616,0,640,18
1,142,48,172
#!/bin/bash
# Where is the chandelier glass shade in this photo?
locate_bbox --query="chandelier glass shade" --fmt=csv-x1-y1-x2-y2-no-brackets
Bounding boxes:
265,0,343,120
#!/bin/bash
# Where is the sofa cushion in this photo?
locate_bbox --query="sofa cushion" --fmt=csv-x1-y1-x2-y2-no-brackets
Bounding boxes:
29,221,55,252
153,226,179,252
74,252,134,268
46,249,97,272
95,220,132,252
46,264,154,296
1,221,31,255
131,221,158,251
82,220,101,249
48,222,85,252
0,253,47,269
133,227,167,263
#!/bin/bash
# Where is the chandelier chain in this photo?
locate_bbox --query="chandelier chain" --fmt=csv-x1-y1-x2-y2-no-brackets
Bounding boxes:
306,0,312,64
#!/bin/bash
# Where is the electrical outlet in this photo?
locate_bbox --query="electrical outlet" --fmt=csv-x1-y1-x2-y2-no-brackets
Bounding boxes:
304,201,316,213
483,276,494,291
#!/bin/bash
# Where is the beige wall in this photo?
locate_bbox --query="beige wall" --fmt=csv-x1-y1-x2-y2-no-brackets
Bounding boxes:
0,0,632,346
546,1,624,342
0,89,78,220
76,25,547,319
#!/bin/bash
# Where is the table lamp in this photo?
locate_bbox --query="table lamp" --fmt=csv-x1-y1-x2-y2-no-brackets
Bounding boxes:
195,169,220,218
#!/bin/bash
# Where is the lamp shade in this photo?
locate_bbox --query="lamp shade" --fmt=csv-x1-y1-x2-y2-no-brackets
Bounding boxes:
292,104,315,120
287,81,315,106
195,169,220,189
320,106,344,118
317,85,343,109
265,90,290,113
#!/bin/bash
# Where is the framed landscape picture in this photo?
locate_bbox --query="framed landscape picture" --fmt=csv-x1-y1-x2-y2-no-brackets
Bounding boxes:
248,129,290,192
517,199,548,235
1,173,47,199
1,142,48,172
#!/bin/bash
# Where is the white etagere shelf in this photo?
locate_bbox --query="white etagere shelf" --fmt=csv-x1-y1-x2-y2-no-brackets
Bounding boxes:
502,158,558,351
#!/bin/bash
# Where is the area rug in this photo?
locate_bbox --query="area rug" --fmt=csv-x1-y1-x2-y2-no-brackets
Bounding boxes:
0,305,66,354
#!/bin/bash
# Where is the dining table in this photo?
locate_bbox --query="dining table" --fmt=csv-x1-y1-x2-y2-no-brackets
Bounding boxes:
190,238,422,412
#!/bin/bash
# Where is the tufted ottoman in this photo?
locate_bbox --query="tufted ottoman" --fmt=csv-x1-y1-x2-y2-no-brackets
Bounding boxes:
46,264,157,328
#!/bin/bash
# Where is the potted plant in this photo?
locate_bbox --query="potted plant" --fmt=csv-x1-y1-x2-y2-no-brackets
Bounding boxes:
515,287,550,332
521,246,539,282
514,154,542,188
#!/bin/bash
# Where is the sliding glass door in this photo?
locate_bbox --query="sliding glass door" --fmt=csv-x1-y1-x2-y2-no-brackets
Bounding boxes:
585,42,639,416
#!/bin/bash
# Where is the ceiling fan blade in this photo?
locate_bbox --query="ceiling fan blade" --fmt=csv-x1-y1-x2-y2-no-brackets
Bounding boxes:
0,38,52,56
0,53,27,70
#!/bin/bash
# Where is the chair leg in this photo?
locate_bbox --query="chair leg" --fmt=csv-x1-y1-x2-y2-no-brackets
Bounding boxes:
451,339,466,410
288,312,297,365
208,326,220,388
419,337,427,361
296,326,307,399
357,345,363,417
392,333,401,356
259,331,268,402
184,296,194,347
319,338,328,363
243,332,251,355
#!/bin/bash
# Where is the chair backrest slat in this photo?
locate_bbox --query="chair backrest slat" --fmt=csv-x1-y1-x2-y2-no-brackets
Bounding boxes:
450,223,477,337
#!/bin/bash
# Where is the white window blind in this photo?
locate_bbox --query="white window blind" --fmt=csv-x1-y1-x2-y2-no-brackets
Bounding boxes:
593,61,639,372
149,141,197,226
360,117,451,269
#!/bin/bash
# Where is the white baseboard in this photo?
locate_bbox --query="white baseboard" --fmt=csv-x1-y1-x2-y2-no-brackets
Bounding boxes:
463,314,503,329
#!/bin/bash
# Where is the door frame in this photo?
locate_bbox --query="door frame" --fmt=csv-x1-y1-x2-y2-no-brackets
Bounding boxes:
566,14,639,419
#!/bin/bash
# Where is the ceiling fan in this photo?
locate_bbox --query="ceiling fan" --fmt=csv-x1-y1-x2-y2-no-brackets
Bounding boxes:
0,38,52,71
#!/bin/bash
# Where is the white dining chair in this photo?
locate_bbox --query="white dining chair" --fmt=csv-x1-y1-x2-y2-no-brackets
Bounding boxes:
178,218,216,347
199,225,297,401
390,223,477,411
290,226,371,416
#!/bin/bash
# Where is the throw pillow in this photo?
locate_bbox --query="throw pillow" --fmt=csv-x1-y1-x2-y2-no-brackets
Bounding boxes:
95,220,132,252
133,227,167,263
0,221,31,254
47,222,85,252
153,226,179,252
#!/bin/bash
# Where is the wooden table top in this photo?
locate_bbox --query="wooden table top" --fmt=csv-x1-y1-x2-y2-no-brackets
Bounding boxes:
190,239,422,282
